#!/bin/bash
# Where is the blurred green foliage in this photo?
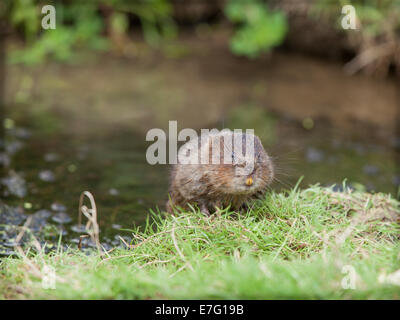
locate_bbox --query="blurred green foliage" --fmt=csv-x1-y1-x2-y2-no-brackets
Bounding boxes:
5,0,176,65
354,0,400,36
6,0,398,66
4,0,289,64
314,0,400,74
315,0,400,36
225,0,288,58
10,1,109,64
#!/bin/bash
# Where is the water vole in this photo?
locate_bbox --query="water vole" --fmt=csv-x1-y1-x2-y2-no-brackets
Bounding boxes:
166,130,274,214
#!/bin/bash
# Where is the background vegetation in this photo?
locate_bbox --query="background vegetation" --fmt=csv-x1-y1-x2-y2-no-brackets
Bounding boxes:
1,0,399,74
313,0,400,76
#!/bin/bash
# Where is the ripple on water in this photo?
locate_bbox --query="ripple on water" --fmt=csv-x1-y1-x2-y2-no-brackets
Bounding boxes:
363,165,380,176
71,224,87,233
44,153,60,162
30,209,52,231
51,202,67,212
1,172,27,198
305,147,325,163
39,170,56,182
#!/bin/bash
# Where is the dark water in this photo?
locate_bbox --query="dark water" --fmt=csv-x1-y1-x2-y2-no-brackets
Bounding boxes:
1,52,400,252
1,124,167,251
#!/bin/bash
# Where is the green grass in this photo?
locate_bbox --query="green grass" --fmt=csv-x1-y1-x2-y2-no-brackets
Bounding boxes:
1,184,400,299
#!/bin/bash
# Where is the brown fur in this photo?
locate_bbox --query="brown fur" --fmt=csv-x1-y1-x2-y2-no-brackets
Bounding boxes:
166,130,274,215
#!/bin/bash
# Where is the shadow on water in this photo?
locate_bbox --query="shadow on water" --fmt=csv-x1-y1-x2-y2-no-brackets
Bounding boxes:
1,43,399,253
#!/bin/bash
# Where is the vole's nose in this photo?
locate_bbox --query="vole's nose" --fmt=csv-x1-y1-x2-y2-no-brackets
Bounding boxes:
245,177,253,186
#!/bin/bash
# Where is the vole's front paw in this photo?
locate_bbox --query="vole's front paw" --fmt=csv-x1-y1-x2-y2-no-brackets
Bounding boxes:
200,204,210,216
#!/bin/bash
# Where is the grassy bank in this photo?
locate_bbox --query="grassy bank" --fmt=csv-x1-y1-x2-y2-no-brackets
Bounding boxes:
1,185,399,299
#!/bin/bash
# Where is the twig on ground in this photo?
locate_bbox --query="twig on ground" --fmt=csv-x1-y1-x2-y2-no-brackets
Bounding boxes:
78,191,103,256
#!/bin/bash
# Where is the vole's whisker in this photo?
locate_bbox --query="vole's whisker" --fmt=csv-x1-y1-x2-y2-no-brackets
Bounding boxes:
273,176,293,190
273,169,291,177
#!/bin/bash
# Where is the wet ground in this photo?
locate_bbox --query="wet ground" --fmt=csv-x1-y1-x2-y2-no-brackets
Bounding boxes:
1,34,400,254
